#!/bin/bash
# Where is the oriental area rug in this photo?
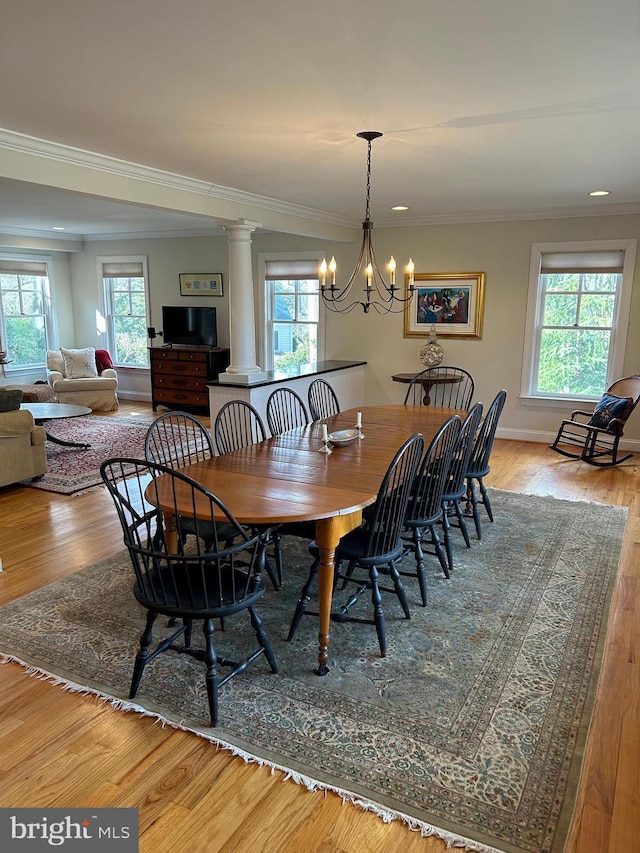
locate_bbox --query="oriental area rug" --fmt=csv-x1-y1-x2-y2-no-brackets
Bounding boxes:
25,416,152,495
0,490,627,853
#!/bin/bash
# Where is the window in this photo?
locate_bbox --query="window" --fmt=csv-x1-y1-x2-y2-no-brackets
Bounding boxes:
100,257,150,367
0,259,52,370
521,240,636,401
263,258,322,371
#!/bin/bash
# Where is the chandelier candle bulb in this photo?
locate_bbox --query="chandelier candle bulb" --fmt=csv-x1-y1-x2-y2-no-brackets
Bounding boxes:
320,258,327,288
329,256,336,286
407,258,415,287
366,264,373,287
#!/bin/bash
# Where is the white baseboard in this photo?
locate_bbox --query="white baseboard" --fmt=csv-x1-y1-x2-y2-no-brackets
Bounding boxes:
496,426,640,453
117,391,152,403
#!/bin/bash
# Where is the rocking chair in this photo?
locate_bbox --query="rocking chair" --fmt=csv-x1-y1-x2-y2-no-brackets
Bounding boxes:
549,375,640,467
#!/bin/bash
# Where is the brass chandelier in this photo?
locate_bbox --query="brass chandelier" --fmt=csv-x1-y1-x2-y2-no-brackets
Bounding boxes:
320,131,416,314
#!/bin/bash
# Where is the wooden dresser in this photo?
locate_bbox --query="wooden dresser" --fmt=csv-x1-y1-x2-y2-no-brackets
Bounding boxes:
150,346,230,412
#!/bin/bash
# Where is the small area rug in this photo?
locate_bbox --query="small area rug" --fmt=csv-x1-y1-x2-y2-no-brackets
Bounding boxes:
0,490,627,853
26,416,150,495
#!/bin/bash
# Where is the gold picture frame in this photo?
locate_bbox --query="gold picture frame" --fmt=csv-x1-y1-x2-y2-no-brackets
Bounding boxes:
179,273,223,297
404,272,485,339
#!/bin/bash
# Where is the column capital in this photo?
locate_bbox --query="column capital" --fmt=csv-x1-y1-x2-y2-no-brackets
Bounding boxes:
221,220,262,237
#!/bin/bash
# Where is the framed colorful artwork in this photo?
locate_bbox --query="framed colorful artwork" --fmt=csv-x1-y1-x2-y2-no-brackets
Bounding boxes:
404,271,485,339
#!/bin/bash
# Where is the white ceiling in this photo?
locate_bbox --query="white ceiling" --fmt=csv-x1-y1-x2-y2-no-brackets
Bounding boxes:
1,0,640,240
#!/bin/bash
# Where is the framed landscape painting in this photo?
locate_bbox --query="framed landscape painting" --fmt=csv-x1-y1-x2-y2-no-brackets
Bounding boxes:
179,273,223,296
404,271,485,339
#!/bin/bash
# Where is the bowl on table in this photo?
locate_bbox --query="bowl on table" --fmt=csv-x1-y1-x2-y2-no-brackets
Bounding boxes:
327,428,359,447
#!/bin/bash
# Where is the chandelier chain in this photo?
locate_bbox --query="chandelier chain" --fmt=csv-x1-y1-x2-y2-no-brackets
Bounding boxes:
365,139,372,222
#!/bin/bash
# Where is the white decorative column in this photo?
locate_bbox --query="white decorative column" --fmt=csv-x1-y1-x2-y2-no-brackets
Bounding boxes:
218,222,268,385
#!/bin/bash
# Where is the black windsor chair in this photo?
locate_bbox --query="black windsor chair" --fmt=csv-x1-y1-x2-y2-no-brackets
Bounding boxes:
214,400,267,454
100,458,278,727
465,389,507,538
145,410,215,468
213,399,286,588
264,387,316,583
402,415,462,604
307,378,341,421
265,387,309,435
439,402,484,574
287,432,425,658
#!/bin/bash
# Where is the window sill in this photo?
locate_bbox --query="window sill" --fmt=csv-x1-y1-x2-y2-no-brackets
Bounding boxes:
519,394,598,409
113,364,150,371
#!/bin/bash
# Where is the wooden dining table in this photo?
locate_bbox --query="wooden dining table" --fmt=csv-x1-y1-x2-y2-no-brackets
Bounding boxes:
150,404,462,675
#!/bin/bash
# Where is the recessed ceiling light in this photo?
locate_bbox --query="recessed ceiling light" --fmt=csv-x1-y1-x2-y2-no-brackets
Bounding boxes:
588,190,610,197
51,225,67,231
391,205,409,211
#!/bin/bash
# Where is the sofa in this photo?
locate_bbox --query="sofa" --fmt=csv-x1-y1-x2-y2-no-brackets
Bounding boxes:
46,346,119,411
0,390,47,487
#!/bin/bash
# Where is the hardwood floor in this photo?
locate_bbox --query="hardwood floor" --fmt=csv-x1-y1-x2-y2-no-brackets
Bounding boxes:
0,401,638,852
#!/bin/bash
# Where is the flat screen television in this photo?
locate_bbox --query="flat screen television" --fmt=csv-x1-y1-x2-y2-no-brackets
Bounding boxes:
162,305,218,347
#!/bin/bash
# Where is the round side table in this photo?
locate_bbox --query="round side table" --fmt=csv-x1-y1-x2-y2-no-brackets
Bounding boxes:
392,372,463,406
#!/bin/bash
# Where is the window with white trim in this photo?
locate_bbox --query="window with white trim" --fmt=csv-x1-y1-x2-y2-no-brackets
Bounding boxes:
264,258,322,371
521,240,636,401
99,256,150,367
0,258,53,370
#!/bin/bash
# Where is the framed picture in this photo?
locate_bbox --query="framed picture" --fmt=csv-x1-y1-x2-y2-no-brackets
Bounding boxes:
179,273,224,297
404,272,485,339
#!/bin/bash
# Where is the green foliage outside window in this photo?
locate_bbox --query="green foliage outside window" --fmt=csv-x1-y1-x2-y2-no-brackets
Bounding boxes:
5,316,47,366
275,340,311,370
113,316,148,366
0,273,49,367
536,273,620,397
106,276,149,366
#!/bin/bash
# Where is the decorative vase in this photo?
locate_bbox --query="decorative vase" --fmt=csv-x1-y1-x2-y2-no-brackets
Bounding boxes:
419,324,444,367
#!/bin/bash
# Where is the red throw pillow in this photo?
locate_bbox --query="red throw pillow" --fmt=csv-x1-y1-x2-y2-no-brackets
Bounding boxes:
95,349,114,373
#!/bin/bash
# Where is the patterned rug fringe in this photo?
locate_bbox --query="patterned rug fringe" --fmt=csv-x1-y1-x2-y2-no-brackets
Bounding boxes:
0,652,505,853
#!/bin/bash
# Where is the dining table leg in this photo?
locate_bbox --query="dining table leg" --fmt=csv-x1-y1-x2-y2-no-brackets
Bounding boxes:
313,510,362,675
161,511,179,552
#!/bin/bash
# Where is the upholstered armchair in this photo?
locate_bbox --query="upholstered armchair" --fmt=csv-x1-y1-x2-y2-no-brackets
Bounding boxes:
46,347,119,412
0,390,47,487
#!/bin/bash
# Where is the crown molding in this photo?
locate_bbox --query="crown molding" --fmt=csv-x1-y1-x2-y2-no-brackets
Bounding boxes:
0,224,228,244
86,228,227,242
0,128,358,230
374,202,640,228
0,224,83,241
